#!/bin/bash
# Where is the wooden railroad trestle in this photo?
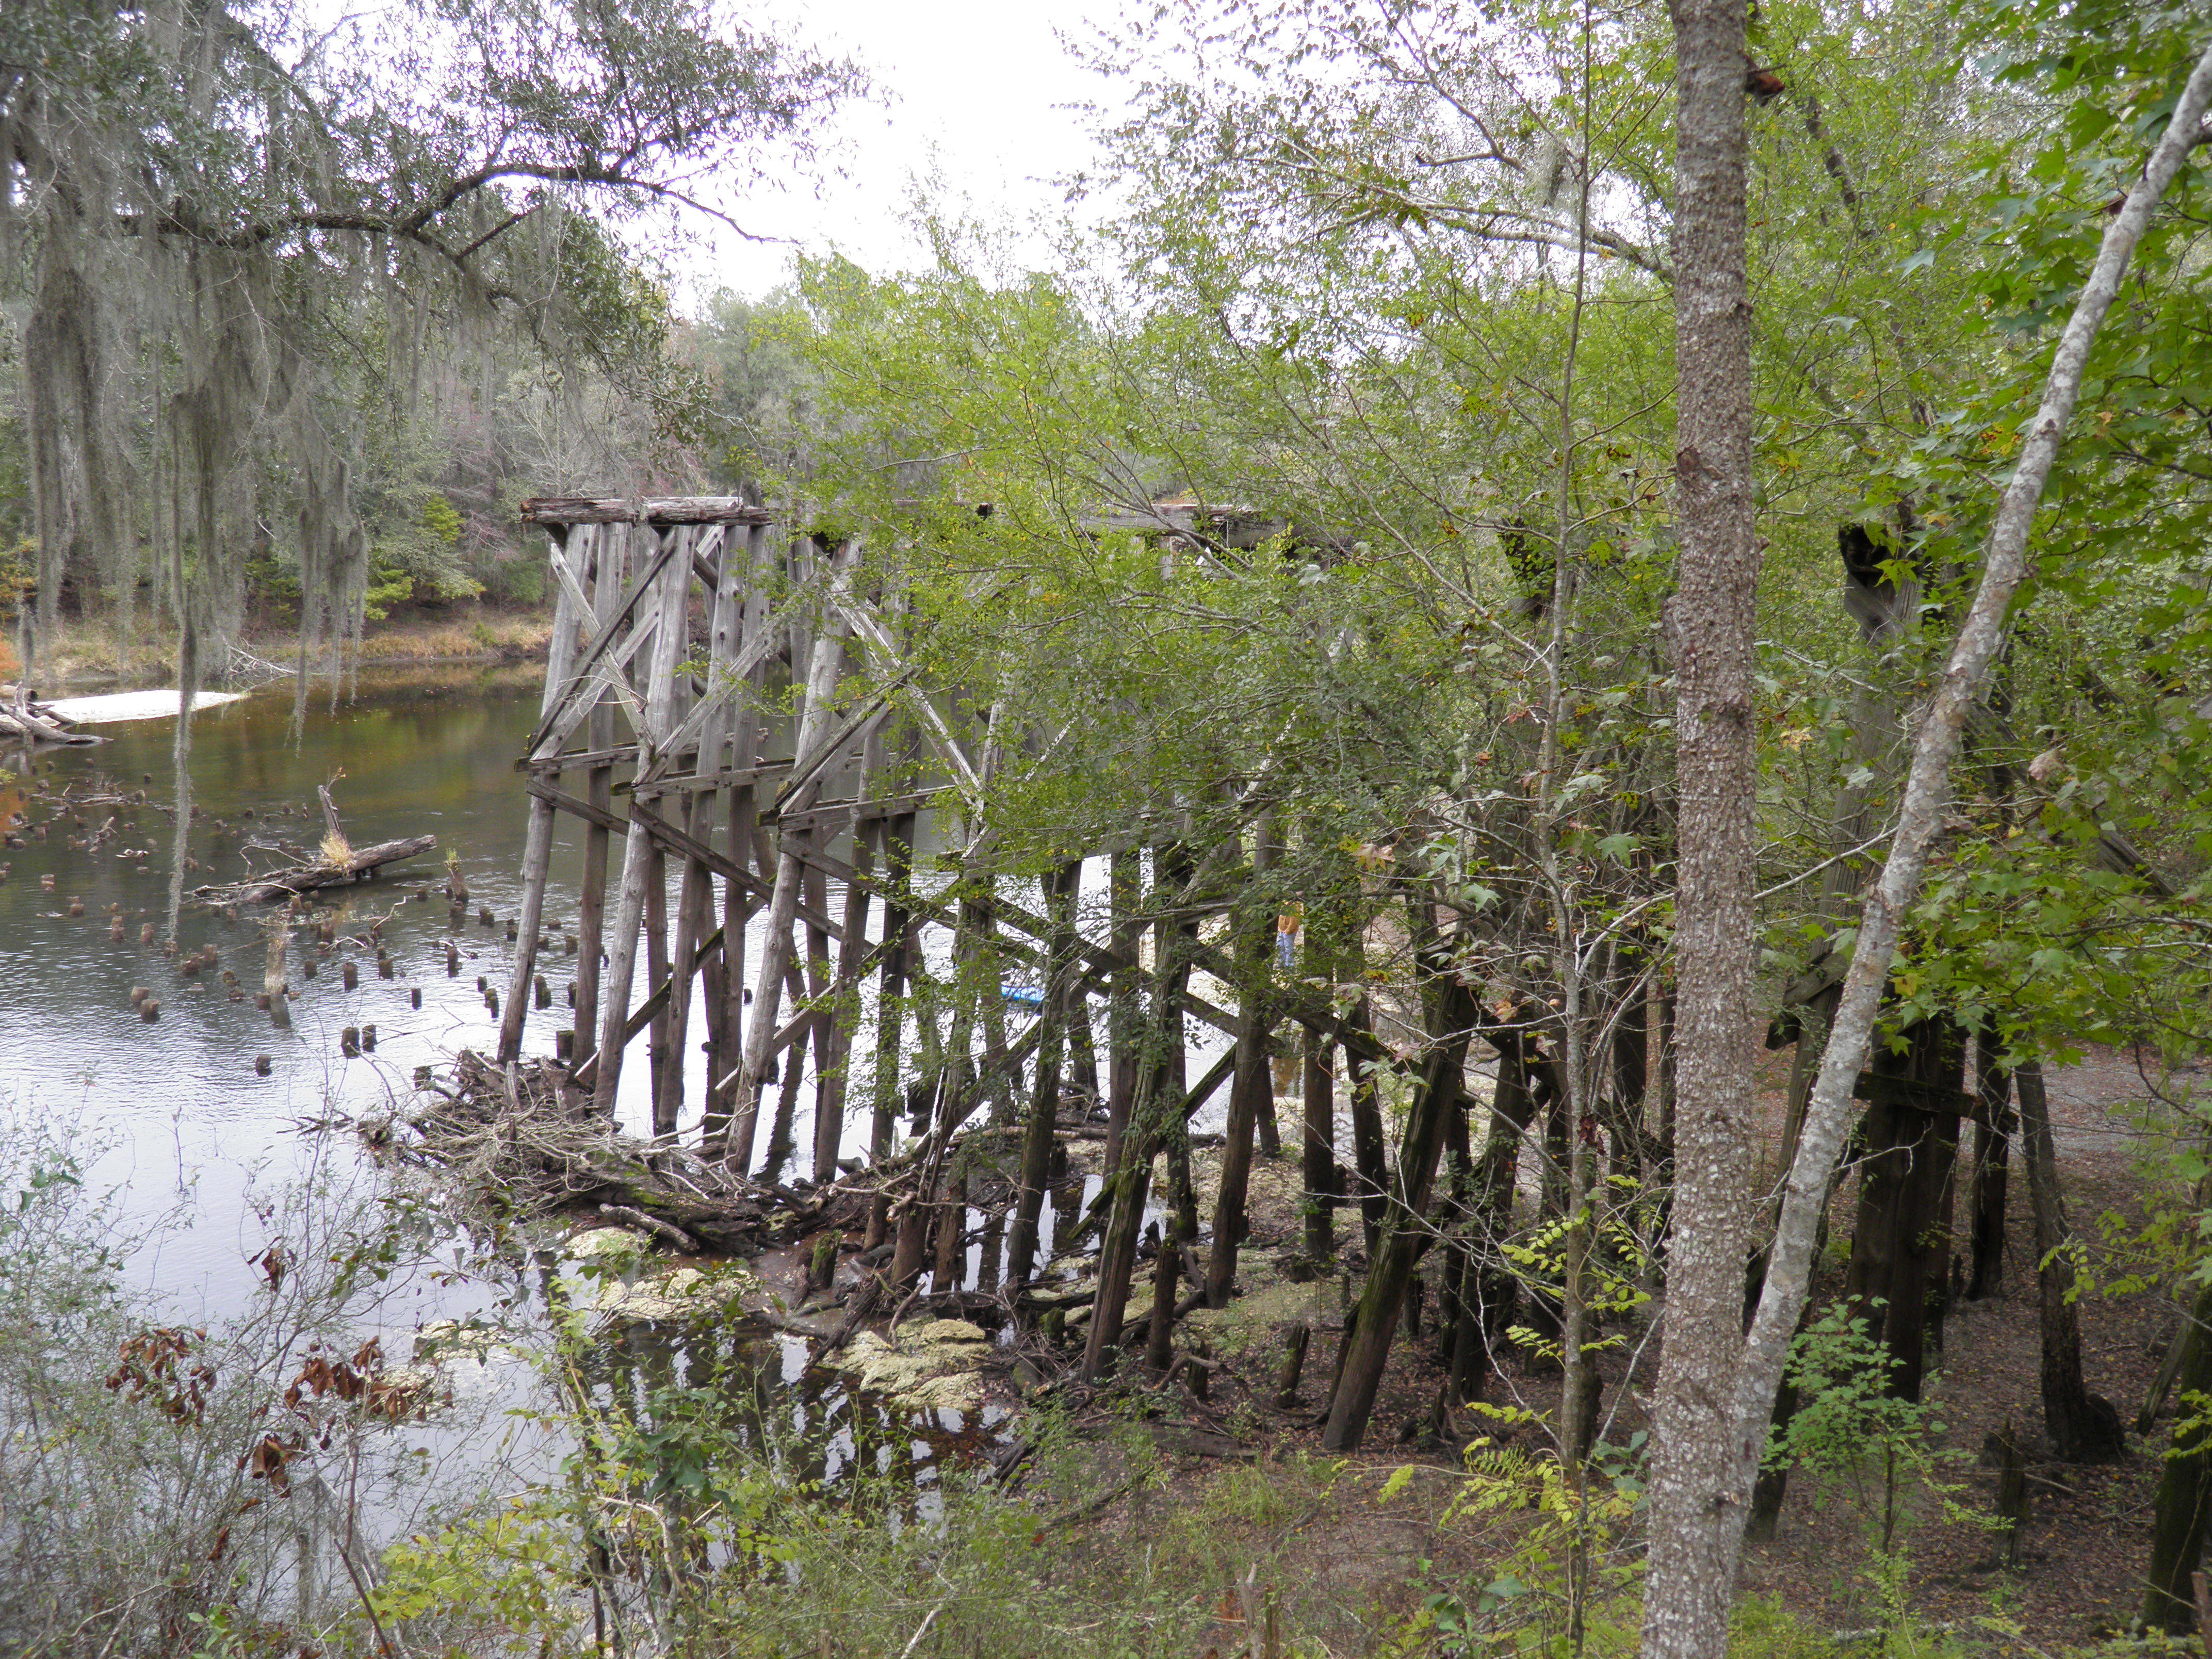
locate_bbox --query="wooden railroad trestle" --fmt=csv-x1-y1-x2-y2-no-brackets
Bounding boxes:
497,497,1270,1179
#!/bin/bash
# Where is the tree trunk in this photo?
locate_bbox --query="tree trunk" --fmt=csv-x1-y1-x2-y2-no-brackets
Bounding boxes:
1641,0,1762,1648
2143,1276,2212,1633
1722,61,2212,1659
1321,972,1477,1451
1966,1031,2012,1300
2016,1058,2124,1460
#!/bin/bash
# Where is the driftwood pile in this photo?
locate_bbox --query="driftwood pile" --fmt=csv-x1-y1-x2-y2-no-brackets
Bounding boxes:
389,1051,841,1255
400,1053,1114,1337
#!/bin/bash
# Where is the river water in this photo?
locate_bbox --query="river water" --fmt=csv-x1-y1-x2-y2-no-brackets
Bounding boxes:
2,664,596,1313
0,662,1176,1542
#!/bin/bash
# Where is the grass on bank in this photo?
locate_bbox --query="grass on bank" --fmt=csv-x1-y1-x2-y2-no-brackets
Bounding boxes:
0,611,553,689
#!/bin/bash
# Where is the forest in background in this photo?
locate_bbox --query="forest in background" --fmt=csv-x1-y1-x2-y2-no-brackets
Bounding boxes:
4,0,2212,1655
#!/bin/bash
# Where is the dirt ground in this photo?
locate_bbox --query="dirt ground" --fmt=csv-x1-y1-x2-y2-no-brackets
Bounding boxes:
1024,1043,2207,1650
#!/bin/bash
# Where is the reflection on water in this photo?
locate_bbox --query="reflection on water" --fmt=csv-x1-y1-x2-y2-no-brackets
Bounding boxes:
0,663,1033,1526
0,664,567,1324
575,1305,1013,1532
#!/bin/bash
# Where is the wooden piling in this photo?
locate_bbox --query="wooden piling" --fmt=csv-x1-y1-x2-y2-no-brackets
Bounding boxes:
498,524,590,1063
865,812,918,1248
814,798,879,1183
573,525,626,1064
1006,860,1079,1292
593,527,694,1116
724,549,851,1167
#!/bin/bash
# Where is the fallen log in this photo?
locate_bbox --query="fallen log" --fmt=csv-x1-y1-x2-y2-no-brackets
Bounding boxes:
0,691,98,745
194,834,438,902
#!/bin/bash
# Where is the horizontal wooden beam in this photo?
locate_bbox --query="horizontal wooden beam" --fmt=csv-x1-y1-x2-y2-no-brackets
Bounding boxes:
641,760,793,793
524,777,847,943
518,744,640,774
523,496,779,527
761,787,952,831
1852,1071,1983,1123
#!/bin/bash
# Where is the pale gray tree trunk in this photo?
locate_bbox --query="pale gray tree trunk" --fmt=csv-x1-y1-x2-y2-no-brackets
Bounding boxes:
1644,40,2212,1659
1641,0,1762,1653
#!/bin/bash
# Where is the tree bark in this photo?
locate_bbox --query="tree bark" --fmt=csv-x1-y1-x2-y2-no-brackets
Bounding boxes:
1641,0,1762,1650
2016,1058,2124,1460
2143,1276,2212,1633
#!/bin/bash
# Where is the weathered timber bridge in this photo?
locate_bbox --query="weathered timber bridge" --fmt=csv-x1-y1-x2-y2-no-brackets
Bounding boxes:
492,495,1452,1440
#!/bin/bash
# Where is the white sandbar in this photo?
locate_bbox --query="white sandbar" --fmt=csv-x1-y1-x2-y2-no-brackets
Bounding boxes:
42,689,247,725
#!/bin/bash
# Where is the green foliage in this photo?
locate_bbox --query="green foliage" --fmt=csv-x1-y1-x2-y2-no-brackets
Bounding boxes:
0,536,34,620
0,1115,514,1658
1775,1306,1988,1588
1387,1437,1648,1656
360,564,415,624
367,1497,588,1656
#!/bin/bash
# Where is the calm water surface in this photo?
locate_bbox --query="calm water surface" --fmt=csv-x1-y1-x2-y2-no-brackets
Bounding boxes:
0,664,1034,1516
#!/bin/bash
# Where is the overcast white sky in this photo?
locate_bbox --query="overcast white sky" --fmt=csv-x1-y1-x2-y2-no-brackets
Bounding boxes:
687,0,1123,305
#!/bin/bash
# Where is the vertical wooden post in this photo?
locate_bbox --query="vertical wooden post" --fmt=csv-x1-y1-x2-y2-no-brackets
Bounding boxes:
593,527,691,1116
1145,1216,1180,1371
724,543,852,1168
1007,860,1079,1291
814,750,880,1181
1467,1029,1537,1389
763,977,809,1179
1083,854,1188,1382
1101,848,1142,1177
1302,1029,1338,1259
643,843,674,1130
574,526,627,1063
866,810,918,1247
934,1169,968,1292
800,851,836,1168
1208,826,1274,1308
1081,1121,1153,1381
703,526,772,1146
1344,994,1391,1255
1844,1016,1964,1401
1065,977,1102,1107
2016,1056,2125,1458
1321,975,1478,1452
1966,1030,2013,1299
497,523,588,1062
660,527,746,1142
